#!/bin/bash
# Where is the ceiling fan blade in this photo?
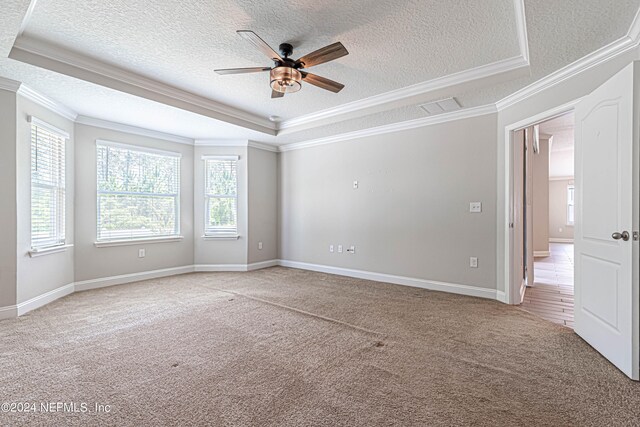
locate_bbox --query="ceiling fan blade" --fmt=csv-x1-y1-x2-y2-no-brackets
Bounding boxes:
296,42,348,68
237,30,283,62
302,72,345,93
214,67,271,75
271,90,285,99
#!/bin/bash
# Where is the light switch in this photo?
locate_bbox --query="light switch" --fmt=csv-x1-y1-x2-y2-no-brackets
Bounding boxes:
329,245,334,253
138,249,145,258
470,257,478,268
470,202,482,213
258,241,263,250
338,245,343,253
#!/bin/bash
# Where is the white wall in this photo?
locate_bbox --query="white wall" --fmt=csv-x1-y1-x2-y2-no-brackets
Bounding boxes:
549,178,574,240
279,114,498,289
74,124,194,282
248,146,277,264
0,89,17,308
16,95,75,303
193,145,248,266
532,137,550,254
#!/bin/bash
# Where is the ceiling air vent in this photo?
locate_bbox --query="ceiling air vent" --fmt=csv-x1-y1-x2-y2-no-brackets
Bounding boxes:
419,97,461,115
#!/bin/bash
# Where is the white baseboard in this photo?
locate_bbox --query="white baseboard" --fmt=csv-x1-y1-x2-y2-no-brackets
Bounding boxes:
278,260,498,300
75,265,195,292
194,264,247,272
534,251,551,258
247,259,279,271
549,238,574,243
194,260,279,272
0,305,18,321
496,291,507,303
17,283,75,316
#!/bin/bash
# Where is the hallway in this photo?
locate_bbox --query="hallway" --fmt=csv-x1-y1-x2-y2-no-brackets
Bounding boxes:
521,243,574,328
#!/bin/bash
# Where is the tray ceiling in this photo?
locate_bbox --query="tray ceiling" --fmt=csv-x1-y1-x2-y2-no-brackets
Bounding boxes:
0,0,639,144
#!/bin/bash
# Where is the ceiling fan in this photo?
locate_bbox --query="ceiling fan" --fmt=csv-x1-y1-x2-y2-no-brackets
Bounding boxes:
214,30,348,98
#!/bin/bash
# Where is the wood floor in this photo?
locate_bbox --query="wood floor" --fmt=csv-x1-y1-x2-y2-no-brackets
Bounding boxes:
521,243,574,328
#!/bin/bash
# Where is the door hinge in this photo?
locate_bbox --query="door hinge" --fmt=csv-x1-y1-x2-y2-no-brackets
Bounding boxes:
634,231,639,241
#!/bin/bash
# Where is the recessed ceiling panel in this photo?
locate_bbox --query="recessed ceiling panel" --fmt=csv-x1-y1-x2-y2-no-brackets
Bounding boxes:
23,0,521,119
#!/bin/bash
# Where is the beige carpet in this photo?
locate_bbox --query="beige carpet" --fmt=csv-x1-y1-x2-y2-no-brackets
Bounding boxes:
1,267,639,426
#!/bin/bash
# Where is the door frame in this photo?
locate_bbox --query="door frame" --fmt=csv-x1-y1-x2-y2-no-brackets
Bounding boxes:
502,99,581,304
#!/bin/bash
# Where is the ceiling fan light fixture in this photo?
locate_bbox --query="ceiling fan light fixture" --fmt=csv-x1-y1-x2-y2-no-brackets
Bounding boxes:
270,67,302,93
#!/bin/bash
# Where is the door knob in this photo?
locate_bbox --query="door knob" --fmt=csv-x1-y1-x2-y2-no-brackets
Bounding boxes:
612,231,630,241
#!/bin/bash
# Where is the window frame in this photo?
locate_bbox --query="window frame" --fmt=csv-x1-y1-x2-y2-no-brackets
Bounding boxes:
567,183,575,226
95,140,182,243
29,116,68,250
203,155,239,238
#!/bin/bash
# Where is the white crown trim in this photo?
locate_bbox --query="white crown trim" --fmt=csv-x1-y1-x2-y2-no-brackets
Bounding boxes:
277,55,527,134
10,36,276,135
278,104,497,152
194,139,278,152
513,0,530,63
17,84,77,121
496,8,640,111
76,115,193,145
0,76,21,92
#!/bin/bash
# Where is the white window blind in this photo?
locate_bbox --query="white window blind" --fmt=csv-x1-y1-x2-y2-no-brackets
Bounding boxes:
204,156,238,235
97,141,180,241
31,118,66,249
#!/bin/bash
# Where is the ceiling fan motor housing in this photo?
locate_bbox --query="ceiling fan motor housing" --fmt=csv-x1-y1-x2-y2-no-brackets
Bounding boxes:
279,43,294,58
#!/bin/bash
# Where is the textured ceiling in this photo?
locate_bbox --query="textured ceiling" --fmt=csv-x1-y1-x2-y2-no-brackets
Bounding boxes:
22,0,520,119
0,0,639,143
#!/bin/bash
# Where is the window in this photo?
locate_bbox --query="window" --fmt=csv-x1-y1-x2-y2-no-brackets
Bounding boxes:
97,141,180,241
30,117,67,249
204,156,238,236
567,184,575,225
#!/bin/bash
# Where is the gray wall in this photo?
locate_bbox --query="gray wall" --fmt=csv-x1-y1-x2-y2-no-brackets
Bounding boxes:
532,137,549,253
279,114,498,289
16,95,75,303
0,90,17,307
193,145,248,266
74,124,194,282
248,146,277,264
549,178,574,240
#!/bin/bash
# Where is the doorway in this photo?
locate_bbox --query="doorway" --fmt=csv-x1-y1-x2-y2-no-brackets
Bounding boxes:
519,113,575,328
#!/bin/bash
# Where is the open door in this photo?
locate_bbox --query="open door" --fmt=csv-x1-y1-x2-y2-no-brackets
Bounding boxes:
512,129,526,301
575,62,639,380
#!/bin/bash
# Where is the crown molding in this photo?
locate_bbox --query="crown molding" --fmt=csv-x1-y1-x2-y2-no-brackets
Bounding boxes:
278,104,498,152
0,76,22,92
277,55,528,134
17,84,77,121
10,36,276,135
76,115,194,145
194,139,248,147
277,0,529,134
248,140,279,153
514,0,529,64
194,139,278,152
496,8,640,111
16,0,38,38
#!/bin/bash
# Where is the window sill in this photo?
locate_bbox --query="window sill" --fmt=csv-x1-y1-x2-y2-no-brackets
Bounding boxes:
29,244,73,258
202,234,240,240
94,236,184,248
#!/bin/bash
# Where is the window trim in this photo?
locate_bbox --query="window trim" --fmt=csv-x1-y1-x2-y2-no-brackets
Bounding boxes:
29,116,67,250
96,140,182,242
203,155,239,237
567,183,575,226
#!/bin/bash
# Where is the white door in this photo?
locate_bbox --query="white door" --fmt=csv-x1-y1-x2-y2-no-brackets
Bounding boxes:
525,126,535,288
575,62,639,380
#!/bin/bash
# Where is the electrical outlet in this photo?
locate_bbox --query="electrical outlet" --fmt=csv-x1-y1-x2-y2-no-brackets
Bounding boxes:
329,245,334,253
347,245,356,254
559,227,563,233
469,202,482,213
338,245,343,253
469,257,478,268
138,249,145,258
258,241,263,250
353,180,359,189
